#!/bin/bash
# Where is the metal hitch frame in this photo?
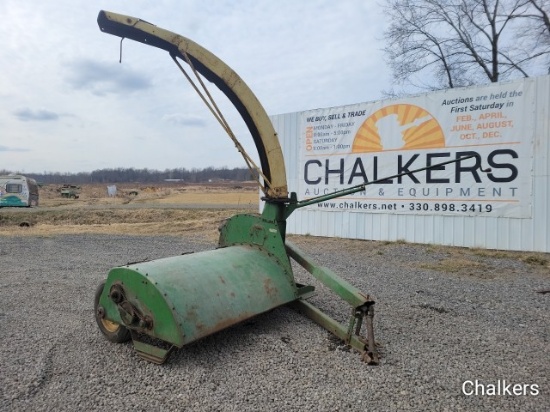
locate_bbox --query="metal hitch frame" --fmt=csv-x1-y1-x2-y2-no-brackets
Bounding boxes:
286,241,378,365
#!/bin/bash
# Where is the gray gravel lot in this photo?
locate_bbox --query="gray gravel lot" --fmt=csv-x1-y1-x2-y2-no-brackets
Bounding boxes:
0,234,548,411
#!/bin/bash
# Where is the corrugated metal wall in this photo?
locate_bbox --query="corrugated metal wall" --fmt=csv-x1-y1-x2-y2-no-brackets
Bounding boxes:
270,75,550,252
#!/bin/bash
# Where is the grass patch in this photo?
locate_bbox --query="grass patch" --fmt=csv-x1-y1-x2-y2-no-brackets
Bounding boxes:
471,248,515,259
0,208,242,237
420,258,490,277
522,255,549,266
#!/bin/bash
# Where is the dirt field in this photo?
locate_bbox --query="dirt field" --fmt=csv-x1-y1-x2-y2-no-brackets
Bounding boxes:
38,181,259,207
0,182,259,237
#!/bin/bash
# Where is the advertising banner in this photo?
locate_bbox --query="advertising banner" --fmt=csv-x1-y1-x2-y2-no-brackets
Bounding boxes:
299,81,534,217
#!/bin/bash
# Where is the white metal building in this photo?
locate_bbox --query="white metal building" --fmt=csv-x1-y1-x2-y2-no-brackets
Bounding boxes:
270,75,550,252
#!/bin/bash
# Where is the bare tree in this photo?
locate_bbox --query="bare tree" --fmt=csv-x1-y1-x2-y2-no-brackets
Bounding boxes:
513,1,550,60
526,0,550,33
382,0,550,95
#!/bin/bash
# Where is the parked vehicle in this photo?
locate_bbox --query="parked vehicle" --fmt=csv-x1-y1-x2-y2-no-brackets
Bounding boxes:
59,184,81,199
0,175,39,207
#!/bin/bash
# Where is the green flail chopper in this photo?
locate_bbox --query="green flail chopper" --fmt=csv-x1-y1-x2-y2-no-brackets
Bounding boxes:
94,10,475,365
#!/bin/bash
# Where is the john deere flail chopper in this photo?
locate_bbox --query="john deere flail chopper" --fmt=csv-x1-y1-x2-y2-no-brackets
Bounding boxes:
96,10,447,365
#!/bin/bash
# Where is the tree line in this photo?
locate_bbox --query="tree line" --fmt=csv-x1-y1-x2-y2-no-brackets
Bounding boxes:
0,167,258,185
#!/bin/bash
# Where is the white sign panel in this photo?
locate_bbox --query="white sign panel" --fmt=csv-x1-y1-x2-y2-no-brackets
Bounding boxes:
299,81,533,217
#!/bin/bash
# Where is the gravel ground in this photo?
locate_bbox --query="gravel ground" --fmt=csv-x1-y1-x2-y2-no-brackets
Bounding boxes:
0,233,548,411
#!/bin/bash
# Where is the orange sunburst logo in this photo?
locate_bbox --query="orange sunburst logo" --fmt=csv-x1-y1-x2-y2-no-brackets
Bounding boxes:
352,104,445,152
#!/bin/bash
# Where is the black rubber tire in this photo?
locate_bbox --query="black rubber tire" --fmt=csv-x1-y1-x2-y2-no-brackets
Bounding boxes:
94,281,131,343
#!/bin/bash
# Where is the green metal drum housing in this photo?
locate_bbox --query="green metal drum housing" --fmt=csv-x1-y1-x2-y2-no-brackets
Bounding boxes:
99,243,298,349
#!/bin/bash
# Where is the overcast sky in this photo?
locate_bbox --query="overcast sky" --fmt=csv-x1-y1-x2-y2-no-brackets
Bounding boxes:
0,0,391,174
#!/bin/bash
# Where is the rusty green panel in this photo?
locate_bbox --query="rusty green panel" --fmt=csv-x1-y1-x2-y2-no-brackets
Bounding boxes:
100,244,298,348
218,212,292,279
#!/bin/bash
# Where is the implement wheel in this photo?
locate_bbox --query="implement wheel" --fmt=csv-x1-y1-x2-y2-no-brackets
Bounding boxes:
94,281,131,343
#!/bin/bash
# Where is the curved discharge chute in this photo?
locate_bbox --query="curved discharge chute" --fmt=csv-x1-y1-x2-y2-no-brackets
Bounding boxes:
97,10,288,199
